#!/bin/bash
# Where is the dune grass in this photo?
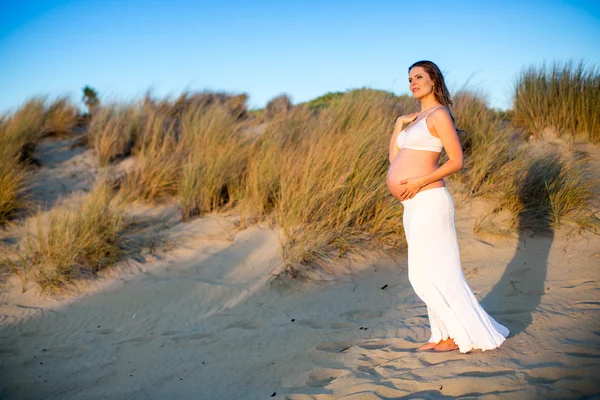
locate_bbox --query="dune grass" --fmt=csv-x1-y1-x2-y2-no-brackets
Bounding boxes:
451,91,520,197
179,104,248,219
41,96,80,136
513,60,600,143
89,104,142,166
100,86,598,275
452,90,598,233
238,105,319,222
0,153,27,224
142,90,249,120
3,78,599,288
117,111,182,203
502,151,599,230
92,92,254,206
0,97,79,225
4,182,125,292
239,90,415,275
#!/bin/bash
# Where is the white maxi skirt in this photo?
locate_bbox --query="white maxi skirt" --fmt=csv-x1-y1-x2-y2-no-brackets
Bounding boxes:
401,186,509,353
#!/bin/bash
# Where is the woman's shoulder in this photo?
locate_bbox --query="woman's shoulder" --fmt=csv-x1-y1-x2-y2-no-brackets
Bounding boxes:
429,105,452,123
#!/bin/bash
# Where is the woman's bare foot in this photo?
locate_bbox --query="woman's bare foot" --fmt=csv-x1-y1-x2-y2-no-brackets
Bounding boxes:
416,342,438,352
433,338,459,352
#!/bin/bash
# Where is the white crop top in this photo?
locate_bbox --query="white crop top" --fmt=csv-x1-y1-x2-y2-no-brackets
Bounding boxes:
396,106,444,152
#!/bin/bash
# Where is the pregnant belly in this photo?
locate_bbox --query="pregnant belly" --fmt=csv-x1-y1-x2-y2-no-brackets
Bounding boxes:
387,149,444,201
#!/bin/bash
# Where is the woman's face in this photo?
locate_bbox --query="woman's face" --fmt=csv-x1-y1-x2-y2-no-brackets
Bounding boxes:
408,66,435,99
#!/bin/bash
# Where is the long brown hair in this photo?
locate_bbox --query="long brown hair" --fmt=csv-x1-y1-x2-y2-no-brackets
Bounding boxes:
409,60,455,123
409,60,453,106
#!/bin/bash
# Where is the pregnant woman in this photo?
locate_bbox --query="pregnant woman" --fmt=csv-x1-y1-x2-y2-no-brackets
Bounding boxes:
387,60,509,353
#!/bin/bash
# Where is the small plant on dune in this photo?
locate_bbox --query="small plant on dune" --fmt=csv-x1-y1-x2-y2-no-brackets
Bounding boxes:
82,85,100,116
3,182,125,292
513,60,600,142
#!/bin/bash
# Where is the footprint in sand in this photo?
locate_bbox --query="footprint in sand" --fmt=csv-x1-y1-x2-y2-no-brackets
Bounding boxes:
305,368,349,387
315,342,355,353
356,365,383,377
357,342,389,350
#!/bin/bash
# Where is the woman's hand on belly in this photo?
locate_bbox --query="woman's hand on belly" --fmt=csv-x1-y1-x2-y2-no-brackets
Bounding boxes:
386,177,408,201
397,176,426,200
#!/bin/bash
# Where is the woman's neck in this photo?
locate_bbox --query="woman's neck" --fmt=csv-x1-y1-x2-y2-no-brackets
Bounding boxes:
420,100,441,112
420,93,441,112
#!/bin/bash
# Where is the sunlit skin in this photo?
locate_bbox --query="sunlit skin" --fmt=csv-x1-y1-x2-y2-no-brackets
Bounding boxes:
386,66,465,352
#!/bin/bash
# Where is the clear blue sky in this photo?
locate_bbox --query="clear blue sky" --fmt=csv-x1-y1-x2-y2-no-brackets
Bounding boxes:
1,0,599,113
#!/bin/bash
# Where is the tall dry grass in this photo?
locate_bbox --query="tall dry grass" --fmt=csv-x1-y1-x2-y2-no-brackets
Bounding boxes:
513,60,600,142
4,182,125,292
105,86,598,274
451,91,521,197
499,151,599,231
452,90,598,233
0,153,27,223
90,91,253,207
142,90,248,120
179,105,248,219
6,85,591,285
42,96,79,136
118,111,182,203
0,97,79,224
241,89,416,275
89,104,142,165
238,105,320,221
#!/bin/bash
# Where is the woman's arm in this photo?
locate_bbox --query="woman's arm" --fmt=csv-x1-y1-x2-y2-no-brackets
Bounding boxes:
398,108,463,198
388,126,401,163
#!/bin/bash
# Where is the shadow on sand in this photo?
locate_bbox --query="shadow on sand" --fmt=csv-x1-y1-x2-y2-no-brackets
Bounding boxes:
0,227,272,399
25,134,93,211
481,158,558,336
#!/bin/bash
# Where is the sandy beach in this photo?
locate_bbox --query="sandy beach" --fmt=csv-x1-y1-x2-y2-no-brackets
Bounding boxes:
1,134,599,399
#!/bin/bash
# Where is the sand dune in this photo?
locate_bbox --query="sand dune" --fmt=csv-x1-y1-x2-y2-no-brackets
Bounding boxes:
1,207,599,399
1,136,599,399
